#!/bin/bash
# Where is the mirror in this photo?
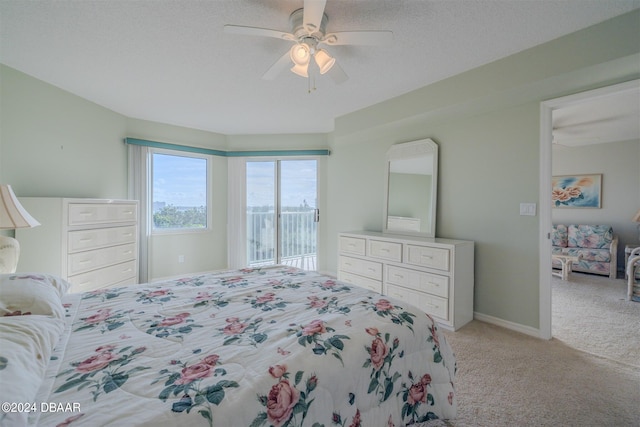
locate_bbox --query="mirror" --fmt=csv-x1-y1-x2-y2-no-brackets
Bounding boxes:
383,138,438,237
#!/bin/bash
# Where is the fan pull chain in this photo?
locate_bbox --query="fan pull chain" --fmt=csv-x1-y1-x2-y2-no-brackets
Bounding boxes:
308,74,317,94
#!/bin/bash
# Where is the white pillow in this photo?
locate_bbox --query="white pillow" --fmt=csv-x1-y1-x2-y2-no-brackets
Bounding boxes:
0,315,64,426
5,273,71,298
0,274,68,319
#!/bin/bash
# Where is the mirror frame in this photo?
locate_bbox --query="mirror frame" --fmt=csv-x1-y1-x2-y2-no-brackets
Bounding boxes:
383,138,438,237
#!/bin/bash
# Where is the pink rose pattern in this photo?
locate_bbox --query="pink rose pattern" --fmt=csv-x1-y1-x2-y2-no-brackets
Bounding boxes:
245,291,289,311
74,308,133,334
289,319,350,365
253,365,317,427
191,289,230,309
55,345,147,401
363,297,417,332
364,327,403,403
214,316,269,347
153,353,238,424
142,312,203,341
44,266,453,427
398,371,441,423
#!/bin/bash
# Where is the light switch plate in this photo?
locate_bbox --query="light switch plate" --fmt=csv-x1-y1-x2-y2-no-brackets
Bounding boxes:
520,203,537,216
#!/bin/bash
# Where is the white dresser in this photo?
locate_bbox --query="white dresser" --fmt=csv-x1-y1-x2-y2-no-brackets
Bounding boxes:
16,198,139,293
338,231,474,331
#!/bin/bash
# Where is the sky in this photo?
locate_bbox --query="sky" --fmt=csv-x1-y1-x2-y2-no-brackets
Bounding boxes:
247,160,317,209
153,153,207,207
153,154,317,209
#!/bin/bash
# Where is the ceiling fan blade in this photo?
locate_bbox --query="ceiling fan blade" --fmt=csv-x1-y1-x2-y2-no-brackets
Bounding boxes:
322,31,393,46
303,0,327,33
327,61,348,84
553,137,602,147
224,25,295,41
262,51,292,80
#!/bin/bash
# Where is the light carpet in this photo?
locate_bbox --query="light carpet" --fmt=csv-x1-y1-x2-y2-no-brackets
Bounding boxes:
551,272,639,368
440,272,640,427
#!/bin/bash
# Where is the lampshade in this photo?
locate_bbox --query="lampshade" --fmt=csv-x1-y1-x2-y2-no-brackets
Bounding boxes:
314,49,335,74
633,208,640,223
0,185,40,229
290,63,309,77
290,43,310,67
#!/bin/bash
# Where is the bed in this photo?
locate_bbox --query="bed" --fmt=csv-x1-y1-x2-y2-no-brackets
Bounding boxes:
0,266,456,427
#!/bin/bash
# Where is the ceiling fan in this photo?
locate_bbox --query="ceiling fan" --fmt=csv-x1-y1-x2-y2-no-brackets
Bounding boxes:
224,0,393,84
551,116,620,148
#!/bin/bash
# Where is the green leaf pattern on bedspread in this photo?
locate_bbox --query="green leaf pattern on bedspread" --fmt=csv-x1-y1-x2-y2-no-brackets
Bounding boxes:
55,345,149,401
38,266,456,427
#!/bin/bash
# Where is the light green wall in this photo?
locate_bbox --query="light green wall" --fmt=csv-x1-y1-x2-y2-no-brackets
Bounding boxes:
1,65,128,198
552,139,640,272
0,66,231,279
325,10,640,329
227,133,328,151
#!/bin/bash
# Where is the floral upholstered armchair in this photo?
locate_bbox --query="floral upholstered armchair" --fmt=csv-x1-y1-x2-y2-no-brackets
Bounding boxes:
627,247,640,301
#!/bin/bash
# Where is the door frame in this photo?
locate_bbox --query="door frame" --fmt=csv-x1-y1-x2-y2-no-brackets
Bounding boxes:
538,79,639,339
228,156,321,269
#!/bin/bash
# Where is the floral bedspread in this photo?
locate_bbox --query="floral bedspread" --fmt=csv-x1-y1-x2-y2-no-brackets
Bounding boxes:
32,266,456,427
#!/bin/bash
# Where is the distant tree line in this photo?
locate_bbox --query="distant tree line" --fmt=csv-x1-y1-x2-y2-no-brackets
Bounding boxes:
153,205,206,229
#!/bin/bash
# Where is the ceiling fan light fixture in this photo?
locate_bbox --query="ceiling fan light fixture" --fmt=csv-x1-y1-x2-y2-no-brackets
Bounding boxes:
314,49,335,74
290,43,310,66
290,63,309,78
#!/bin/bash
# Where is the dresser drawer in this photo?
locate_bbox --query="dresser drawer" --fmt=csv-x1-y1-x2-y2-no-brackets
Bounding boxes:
68,226,136,253
386,265,449,298
68,203,137,226
369,239,402,262
67,243,136,276
339,256,382,280
338,271,382,293
339,236,366,256
406,245,450,271
68,260,137,293
386,284,448,320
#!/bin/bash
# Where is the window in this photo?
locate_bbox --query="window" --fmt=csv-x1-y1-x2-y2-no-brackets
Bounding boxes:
151,150,210,232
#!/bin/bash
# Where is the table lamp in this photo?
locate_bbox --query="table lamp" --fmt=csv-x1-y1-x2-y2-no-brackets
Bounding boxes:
0,185,40,273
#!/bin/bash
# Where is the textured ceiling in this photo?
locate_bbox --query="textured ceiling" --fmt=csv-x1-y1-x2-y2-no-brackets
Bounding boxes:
552,87,640,148
1,0,638,135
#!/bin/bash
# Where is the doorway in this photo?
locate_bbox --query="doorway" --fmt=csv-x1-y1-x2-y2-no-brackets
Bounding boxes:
539,79,640,339
245,159,319,270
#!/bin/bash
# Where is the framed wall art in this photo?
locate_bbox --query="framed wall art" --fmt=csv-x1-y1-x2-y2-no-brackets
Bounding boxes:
552,174,602,208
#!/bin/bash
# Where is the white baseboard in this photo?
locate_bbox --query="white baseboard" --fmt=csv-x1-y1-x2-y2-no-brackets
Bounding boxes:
473,311,543,339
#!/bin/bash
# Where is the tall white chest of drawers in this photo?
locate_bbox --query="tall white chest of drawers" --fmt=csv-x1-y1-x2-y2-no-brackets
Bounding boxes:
338,231,474,331
16,198,139,293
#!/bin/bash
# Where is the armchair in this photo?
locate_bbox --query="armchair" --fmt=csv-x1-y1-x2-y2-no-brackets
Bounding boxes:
626,247,640,301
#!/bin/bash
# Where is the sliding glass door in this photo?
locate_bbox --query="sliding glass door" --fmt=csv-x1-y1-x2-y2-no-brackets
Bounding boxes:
246,159,318,270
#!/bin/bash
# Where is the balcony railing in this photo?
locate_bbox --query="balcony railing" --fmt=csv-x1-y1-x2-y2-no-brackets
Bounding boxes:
247,209,317,270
